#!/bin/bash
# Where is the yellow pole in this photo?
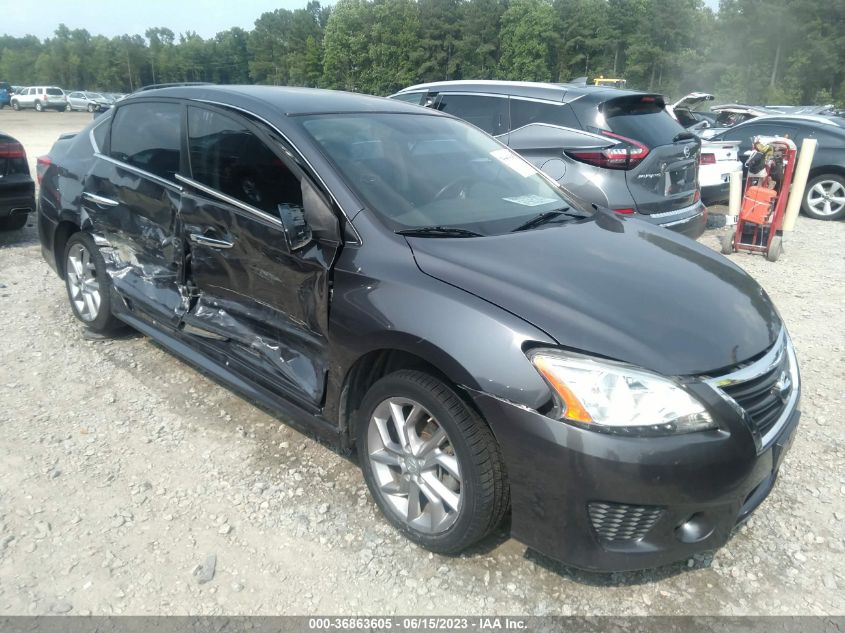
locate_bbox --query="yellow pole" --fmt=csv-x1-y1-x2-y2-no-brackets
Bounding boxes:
782,138,817,232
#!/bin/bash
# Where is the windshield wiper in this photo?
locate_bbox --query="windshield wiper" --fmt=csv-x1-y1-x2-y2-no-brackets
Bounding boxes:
510,207,582,233
396,226,484,238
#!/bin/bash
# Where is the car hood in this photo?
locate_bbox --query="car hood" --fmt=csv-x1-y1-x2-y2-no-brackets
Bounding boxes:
407,212,782,376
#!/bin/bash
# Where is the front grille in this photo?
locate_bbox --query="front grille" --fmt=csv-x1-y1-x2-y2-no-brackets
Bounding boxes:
588,502,663,543
719,341,792,442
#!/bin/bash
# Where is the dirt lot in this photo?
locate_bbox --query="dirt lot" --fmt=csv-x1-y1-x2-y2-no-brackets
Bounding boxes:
1,109,844,616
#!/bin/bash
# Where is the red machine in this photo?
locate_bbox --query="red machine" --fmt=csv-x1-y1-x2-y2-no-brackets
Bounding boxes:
720,136,797,262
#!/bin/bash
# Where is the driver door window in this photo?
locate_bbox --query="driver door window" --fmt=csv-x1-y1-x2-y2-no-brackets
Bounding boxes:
187,106,303,219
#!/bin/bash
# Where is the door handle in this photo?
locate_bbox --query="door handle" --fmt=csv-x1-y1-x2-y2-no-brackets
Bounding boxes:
189,233,234,249
82,191,119,207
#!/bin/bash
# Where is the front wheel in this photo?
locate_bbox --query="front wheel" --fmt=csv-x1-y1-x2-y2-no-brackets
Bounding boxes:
87,103,95,113
65,104,72,112
802,174,845,220
63,232,122,334
357,370,509,554
11,100,20,111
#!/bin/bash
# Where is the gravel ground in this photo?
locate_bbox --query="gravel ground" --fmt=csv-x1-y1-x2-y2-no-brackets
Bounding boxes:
0,110,844,616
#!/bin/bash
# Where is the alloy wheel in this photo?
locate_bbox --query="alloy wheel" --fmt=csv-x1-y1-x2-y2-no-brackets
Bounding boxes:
366,397,462,534
66,243,101,321
806,179,845,217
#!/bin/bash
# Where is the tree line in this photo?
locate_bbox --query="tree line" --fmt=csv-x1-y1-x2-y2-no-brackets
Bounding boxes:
1,0,843,106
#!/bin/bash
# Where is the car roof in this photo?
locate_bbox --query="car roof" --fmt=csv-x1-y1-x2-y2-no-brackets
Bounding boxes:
392,79,653,104
125,85,429,117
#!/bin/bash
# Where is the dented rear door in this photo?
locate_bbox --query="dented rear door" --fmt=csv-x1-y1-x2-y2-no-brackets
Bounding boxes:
82,100,187,325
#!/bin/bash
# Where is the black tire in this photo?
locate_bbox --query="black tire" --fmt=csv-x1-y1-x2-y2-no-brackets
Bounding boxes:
11,100,20,111
63,232,122,334
802,174,845,221
356,369,509,555
35,100,43,112
766,235,783,262
65,104,72,112
0,213,28,231
87,103,95,113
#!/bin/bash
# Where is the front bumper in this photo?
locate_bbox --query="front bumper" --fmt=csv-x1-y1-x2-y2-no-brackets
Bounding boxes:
469,382,800,572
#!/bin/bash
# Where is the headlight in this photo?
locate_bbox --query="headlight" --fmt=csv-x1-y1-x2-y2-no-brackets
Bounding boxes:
529,349,716,434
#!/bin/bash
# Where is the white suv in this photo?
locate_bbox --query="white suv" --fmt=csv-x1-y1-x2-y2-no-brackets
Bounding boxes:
11,87,67,112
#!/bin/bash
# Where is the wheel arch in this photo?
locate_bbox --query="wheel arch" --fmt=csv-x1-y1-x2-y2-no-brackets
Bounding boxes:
807,164,845,182
338,344,487,451
53,219,81,277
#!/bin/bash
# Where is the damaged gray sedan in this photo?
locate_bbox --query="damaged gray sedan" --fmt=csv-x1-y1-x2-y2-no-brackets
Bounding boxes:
36,86,799,572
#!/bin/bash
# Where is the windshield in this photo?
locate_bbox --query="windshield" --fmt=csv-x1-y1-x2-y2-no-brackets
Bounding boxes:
298,113,577,236
88,92,104,99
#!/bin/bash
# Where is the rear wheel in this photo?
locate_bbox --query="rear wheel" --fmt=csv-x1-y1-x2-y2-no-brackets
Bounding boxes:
63,232,122,334
802,174,845,220
357,370,509,555
35,100,43,112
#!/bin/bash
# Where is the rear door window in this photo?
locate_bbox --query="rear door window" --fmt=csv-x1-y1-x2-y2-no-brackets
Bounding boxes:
509,98,578,131
435,94,509,136
110,102,182,180
187,106,302,217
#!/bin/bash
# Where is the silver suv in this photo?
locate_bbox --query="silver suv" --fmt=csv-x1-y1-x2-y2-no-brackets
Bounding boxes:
11,86,67,112
391,81,706,239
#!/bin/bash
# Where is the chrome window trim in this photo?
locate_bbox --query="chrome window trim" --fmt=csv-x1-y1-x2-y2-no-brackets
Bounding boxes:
174,173,284,229
506,121,605,141
705,328,799,449
194,98,362,245
94,152,183,192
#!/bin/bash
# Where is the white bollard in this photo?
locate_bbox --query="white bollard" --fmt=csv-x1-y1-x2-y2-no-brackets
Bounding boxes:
726,170,742,225
782,138,817,232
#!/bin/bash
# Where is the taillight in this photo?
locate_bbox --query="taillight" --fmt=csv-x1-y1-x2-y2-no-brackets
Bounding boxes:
566,131,649,171
36,155,52,185
700,153,716,165
612,208,636,215
0,141,26,159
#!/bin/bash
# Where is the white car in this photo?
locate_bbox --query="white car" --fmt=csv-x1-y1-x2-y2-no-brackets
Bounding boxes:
698,140,742,205
10,86,67,112
667,93,742,205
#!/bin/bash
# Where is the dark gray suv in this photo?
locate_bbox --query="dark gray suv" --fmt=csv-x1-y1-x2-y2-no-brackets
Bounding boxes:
391,81,707,239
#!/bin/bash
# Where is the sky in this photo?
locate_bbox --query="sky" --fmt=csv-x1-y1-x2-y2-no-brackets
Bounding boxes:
1,0,722,41
0,0,313,40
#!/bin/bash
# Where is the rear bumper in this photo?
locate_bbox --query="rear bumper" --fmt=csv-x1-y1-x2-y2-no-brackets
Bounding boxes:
469,384,800,572
0,185,36,219
637,201,707,239
702,182,730,205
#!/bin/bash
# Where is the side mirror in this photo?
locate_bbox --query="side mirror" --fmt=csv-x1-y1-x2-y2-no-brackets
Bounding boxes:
302,179,341,245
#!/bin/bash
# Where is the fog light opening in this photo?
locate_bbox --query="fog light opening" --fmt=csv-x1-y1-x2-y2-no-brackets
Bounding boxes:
675,513,714,544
